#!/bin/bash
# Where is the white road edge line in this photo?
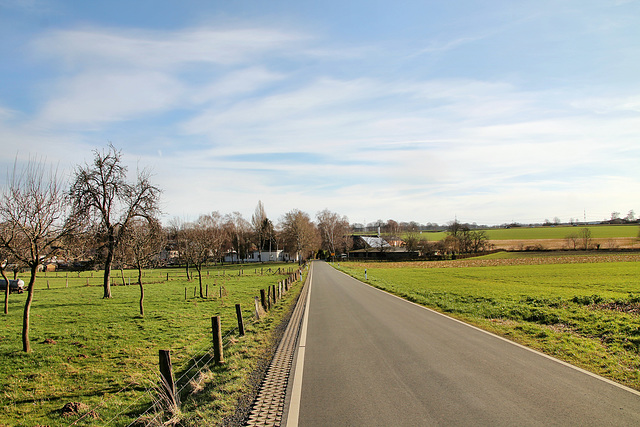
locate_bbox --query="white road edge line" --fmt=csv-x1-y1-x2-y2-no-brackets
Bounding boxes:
332,265,640,398
286,265,313,427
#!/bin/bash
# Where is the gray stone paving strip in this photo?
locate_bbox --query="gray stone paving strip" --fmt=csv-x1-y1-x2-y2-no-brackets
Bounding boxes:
245,267,311,427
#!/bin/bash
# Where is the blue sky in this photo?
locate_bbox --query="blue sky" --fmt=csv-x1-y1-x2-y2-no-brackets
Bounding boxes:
1,0,639,226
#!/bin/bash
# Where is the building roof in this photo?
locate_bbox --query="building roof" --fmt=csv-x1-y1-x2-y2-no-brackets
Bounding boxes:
360,236,391,248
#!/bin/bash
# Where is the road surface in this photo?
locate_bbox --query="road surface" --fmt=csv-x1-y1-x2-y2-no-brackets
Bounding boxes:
286,261,640,426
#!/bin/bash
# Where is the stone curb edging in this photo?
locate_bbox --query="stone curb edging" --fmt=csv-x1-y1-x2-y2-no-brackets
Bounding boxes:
245,267,311,427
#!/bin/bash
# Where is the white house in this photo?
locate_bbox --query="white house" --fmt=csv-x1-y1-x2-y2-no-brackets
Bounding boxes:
223,250,296,264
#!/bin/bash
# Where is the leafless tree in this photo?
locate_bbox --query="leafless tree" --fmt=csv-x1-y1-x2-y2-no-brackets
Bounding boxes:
316,209,350,260
580,227,592,250
224,212,251,263
565,232,579,250
168,217,195,280
1,243,14,315
280,209,320,263
251,201,268,262
0,159,76,352
69,144,161,298
120,217,165,315
385,219,399,236
188,213,224,297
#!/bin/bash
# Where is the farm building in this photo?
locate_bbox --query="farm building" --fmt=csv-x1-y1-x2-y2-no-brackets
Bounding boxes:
223,250,296,264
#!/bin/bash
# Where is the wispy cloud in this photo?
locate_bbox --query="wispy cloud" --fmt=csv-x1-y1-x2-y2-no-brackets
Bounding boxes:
1,8,638,224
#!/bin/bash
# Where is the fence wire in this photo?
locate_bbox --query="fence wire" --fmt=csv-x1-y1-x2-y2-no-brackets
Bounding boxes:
70,267,306,427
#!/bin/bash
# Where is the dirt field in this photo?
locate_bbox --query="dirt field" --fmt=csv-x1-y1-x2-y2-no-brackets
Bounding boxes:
489,237,638,251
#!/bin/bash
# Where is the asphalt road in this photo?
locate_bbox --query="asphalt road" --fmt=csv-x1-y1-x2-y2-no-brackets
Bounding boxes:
288,261,640,426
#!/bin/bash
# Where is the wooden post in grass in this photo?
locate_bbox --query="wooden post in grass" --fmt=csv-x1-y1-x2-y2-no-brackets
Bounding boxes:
254,296,262,319
272,285,277,304
194,286,196,297
159,350,178,408
212,316,224,365
185,288,187,300
260,289,267,312
166,272,169,281
206,284,208,298
235,304,245,336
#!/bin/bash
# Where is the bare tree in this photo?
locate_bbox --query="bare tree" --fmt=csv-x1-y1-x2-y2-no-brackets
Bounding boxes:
251,201,268,262
1,244,14,315
189,213,224,297
385,219,399,236
565,232,579,250
224,212,251,263
580,227,592,250
316,209,350,260
168,217,194,280
120,217,165,315
69,144,161,298
280,209,320,263
0,159,76,352
625,210,636,222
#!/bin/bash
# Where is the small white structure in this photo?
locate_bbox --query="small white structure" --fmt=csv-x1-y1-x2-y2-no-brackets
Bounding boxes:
223,250,296,264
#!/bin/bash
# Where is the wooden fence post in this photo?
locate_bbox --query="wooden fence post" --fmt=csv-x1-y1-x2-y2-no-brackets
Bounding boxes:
212,316,224,365
260,289,268,312
235,304,245,336
159,350,178,408
254,296,262,320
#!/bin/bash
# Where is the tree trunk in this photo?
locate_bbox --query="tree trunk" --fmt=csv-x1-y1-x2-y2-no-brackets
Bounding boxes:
120,268,126,286
22,264,37,352
2,266,9,315
138,266,144,316
103,236,115,298
185,262,191,281
197,266,204,298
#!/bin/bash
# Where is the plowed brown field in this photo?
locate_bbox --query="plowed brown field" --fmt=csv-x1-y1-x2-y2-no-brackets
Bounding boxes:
490,237,637,250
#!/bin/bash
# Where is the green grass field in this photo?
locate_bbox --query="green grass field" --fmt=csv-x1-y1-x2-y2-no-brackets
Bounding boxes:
336,255,640,390
0,264,305,426
405,224,639,241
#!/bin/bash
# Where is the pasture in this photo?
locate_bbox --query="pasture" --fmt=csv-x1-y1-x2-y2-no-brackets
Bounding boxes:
0,264,304,426
407,224,639,242
336,254,640,390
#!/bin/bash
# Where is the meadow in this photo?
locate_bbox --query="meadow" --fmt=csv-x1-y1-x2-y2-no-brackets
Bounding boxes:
0,264,305,426
336,253,640,390
406,224,639,241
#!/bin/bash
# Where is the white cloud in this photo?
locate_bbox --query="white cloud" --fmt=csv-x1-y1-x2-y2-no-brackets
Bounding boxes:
39,71,184,126
31,26,309,69
2,20,636,224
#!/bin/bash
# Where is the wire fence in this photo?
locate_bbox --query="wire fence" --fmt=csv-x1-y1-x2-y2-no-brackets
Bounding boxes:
65,265,307,427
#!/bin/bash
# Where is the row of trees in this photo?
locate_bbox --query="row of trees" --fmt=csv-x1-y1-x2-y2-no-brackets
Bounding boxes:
0,145,355,352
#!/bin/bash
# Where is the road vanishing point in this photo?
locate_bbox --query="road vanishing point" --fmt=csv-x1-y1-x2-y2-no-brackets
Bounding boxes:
283,261,640,426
